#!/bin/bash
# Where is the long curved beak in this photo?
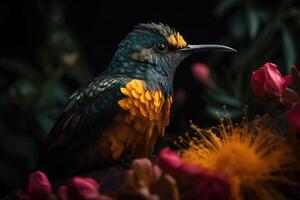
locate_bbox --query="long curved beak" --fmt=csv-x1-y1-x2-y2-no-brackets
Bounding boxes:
178,44,237,53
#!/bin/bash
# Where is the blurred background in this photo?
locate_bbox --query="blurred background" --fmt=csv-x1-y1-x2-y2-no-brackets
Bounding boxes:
0,0,299,196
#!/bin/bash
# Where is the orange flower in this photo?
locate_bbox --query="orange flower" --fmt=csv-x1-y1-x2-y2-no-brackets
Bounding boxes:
179,113,299,200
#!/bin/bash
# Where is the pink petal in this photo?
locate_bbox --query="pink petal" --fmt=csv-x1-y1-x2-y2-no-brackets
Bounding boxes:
251,62,289,101
264,63,284,95
27,171,52,200
179,163,208,179
156,148,182,174
283,75,292,88
193,172,231,200
15,189,29,200
251,69,267,100
58,185,68,200
288,103,300,136
68,177,100,200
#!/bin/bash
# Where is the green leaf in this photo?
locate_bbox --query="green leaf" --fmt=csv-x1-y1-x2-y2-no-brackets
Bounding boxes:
230,20,279,73
0,59,39,80
36,68,65,109
229,12,246,40
247,7,259,39
14,80,37,106
214,0,238,16
206,90,242,107
37,114,55,136
53,83,69,102
282,26,296,72
67,64,93,84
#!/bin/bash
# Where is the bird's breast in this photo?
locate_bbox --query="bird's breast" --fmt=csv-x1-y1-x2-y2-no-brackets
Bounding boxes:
102,79,172,159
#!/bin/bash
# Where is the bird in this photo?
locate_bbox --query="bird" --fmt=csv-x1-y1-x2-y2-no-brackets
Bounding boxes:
37,22,236,178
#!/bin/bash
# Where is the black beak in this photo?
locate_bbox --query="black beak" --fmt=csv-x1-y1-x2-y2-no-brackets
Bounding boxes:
178,44,237,53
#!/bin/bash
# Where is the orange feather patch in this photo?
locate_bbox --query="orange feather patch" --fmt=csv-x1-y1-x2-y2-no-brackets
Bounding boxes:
102,80,172,159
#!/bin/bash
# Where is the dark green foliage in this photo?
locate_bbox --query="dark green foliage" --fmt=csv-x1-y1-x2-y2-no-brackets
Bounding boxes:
0,2,92,195
203,0,299,120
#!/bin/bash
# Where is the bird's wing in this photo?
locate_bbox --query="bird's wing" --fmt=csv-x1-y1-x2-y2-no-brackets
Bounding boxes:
38,75,131,168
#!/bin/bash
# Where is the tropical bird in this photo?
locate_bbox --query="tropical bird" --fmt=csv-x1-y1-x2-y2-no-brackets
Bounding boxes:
38,23,235,177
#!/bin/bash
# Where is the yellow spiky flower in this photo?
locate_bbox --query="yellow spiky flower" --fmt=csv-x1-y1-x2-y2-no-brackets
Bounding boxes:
178,111,300,200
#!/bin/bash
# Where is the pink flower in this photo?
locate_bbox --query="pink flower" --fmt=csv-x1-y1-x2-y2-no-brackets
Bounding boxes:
192,63,211,84
251,62,292,101
16,171,52,200
59,177,102,200
193,172,230,200
156,148,230,199
180,163,208,179
156,148,208,180
155,148,182,175
288,102,300,137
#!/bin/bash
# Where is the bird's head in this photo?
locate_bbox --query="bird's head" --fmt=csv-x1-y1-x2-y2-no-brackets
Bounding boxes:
108,23,235,93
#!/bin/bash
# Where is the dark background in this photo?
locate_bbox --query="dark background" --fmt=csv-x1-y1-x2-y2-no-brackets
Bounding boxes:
0,0,299,196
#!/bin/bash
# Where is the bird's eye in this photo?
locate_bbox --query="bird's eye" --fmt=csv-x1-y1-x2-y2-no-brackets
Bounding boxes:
154,43,168,53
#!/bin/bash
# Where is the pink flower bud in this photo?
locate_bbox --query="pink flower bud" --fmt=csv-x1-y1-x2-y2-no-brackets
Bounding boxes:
192,63,211,84
155,148,182,175
156,148,208,180
16,171,52,200
251,62,292,101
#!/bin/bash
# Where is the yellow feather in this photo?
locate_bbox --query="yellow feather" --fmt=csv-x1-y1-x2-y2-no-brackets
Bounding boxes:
149,110,155,121
130,80,138,89
133,99,140,107
168,35,177,47
145,100,151,108
111,141,124,159
118,99,128,109
131,90,140,98
118,81,173,156
135,81,145,94
155,104,161,113
177,33,187,48
158,90,163,99
147,123,155,138
150,103,155,110
154,92,161,107
140,94,146,103
126,82,133,91
130,107,138,116
139,105,148,118
120,87,131,96
145,91,152,101
154,91,160,102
